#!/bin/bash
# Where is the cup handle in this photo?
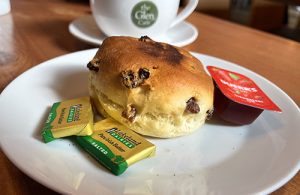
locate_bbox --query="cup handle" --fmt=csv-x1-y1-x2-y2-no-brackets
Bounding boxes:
170,0,199,28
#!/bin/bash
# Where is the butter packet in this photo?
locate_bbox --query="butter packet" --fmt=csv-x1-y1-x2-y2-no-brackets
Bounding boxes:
42,97,93,143
76,118,156,175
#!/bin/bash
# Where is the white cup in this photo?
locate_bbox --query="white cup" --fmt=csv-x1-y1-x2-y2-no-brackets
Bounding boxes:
90,0,198,38
0,0,11,15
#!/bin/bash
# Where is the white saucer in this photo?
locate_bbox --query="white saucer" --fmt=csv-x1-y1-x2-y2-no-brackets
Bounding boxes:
69,15,198,47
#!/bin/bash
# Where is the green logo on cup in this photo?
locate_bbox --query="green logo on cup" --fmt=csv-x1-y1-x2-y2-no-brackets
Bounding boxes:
131,1,158,28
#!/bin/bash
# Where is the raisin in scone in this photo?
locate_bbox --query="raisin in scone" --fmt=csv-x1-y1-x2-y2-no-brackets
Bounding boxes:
87,36,214,138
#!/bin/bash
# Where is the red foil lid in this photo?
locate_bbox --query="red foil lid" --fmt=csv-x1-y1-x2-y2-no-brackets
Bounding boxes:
207,66,282,112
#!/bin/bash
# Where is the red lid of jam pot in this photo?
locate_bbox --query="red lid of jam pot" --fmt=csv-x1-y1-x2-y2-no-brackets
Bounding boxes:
207,66,281,125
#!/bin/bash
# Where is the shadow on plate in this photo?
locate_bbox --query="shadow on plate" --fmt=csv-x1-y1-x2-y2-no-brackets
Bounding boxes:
206,113,241,127
51,68,89,100
32,106,52,142
32,68,89,142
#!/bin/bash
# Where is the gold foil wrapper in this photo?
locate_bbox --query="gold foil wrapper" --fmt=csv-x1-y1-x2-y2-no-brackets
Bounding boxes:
42,97,93,142
76,118,156,175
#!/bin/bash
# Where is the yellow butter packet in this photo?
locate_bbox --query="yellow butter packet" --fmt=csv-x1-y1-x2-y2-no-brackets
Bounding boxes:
42,97,93,143
76,118,156,175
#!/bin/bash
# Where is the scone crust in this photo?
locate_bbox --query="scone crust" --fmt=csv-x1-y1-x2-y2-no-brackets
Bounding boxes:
88,36,214,138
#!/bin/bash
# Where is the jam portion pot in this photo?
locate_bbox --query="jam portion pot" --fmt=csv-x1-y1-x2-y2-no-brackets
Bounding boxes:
207,66,281,125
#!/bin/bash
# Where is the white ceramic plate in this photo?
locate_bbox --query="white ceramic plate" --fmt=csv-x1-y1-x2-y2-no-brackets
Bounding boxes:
0,49,299,195
69,15,198,47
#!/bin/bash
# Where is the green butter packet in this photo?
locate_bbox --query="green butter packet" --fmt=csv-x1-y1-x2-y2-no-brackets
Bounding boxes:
42,97,93,143
76,118,156,175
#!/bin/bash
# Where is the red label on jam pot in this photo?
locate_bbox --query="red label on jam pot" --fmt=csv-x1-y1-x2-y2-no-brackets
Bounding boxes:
207,66,282,112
